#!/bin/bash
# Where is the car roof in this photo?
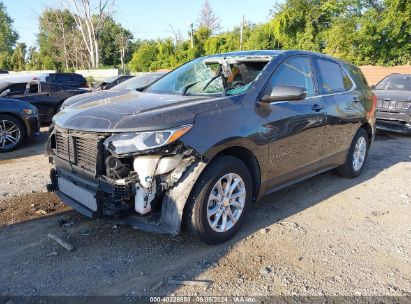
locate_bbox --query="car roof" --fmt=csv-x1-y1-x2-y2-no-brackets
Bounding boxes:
202,50,347,63
0,73,48,83
386,73,411,77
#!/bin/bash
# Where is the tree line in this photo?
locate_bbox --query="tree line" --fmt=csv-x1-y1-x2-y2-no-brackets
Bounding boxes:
0,0,410,73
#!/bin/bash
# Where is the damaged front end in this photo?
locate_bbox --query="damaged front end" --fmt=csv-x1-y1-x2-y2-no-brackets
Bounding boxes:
47,125,206,235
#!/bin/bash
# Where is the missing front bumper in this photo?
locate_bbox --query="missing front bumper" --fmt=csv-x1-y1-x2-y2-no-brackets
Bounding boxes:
49,167,178,235
50,168,133,219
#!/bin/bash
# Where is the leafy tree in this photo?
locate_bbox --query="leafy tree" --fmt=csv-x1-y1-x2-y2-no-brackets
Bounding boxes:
10,42,26,71
26,46,43,70
244,22,279,50
26,0,411,71
99,17,134,67
0,1,18,54
38,9,79,70
379,0,411,65
193,26,212,57
0,51,10,70
129,41,159,72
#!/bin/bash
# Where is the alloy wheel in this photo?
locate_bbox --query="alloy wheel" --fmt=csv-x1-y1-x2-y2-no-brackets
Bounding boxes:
0,119,21,150
207,173,246,233
352,136,367,171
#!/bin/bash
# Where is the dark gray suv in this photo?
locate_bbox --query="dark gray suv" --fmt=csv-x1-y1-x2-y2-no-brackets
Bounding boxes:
372,73,411,134
47,50,376,244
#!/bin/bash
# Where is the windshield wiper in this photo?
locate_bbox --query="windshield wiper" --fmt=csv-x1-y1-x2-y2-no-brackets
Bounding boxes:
202,73,223,92
182,81,202,95
182,73,227,96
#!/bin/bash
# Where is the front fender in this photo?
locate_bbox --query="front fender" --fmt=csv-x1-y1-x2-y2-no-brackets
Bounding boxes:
160,160,207,235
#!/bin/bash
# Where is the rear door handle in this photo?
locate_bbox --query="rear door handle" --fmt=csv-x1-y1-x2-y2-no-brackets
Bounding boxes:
311,104,324,112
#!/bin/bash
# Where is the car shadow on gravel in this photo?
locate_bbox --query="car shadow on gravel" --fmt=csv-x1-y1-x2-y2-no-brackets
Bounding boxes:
0,127,49,162
0,133,410,296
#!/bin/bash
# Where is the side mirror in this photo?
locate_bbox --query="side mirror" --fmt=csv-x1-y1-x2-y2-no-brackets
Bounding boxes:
370,85,376,89
261,85,307,103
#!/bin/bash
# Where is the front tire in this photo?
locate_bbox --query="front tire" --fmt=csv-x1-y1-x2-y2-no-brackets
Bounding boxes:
337,128,369,178
0,114,25,152
184,156,252,245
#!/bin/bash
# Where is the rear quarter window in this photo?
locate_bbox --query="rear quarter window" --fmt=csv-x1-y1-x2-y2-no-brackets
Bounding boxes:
344,64,370,90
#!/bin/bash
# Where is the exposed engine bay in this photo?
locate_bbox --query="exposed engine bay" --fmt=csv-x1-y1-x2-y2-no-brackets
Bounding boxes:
47,125,205,235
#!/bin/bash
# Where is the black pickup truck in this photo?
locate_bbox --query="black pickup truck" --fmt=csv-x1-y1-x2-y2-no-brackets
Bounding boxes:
0,74,88,124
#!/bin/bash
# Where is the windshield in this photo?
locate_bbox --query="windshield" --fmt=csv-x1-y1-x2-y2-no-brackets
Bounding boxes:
113,73,165,91
145,56,272,96
375,75,411,91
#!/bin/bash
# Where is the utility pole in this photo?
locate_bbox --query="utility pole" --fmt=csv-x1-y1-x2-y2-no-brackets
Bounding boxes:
190,23,194,48
240,15,245,51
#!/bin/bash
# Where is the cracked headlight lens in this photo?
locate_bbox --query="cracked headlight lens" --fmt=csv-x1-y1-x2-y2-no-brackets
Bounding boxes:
103,125,192,155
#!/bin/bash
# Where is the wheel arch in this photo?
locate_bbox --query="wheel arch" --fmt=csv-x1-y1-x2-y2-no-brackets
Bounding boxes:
360,121,373,143
211,146,261,201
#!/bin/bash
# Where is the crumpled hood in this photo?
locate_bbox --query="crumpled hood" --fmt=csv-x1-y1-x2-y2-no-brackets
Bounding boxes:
373,90,411,102
53,90,233,132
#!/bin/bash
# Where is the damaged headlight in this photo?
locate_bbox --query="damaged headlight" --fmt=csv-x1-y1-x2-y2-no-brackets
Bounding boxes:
103,125,192,155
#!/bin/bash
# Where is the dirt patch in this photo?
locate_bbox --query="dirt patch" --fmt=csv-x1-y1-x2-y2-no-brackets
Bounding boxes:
0,192,70,227
0,128,51,199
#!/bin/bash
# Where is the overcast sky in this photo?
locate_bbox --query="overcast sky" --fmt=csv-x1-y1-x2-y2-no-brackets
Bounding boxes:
4,0,278,48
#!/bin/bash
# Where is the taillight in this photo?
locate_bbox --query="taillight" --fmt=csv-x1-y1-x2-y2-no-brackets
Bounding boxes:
371,95,377,112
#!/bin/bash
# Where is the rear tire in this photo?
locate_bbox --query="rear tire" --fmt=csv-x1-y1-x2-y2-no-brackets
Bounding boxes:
337,128,369,178
184,156,252,245
0,114,25,152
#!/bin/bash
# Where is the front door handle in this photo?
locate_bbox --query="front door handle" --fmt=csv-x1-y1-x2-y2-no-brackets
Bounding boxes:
311,104,324,112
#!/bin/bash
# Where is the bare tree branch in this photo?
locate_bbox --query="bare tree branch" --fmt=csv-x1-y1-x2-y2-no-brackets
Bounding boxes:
62,0,115,68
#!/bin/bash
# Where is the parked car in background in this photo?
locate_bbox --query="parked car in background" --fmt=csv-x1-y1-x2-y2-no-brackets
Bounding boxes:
0,70,8,74
45,73,87,89
60,72,165,110
0,74,88,124
0,98,39,152
100,75,134,90
47,50,375,244
372,73,411,134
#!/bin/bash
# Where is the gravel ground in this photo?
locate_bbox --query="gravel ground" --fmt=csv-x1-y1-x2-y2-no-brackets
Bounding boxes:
0,131,410,297
0,128,51,199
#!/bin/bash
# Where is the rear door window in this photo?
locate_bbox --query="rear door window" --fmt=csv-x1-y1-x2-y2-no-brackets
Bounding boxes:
316,59,352,94
8,83,27,94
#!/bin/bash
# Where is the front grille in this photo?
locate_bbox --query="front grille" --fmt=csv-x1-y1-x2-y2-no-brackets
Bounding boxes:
54,129,100,174
378,99,411,110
